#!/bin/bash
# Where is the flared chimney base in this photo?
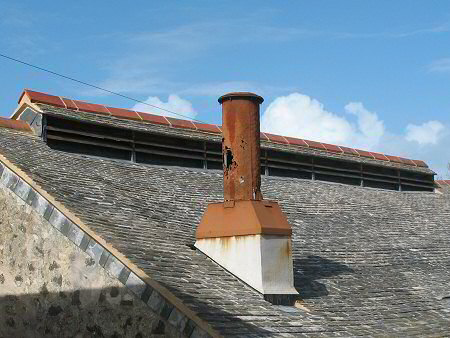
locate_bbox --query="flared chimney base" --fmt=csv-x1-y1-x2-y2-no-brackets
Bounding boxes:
195,200,298,300
196,200,292,239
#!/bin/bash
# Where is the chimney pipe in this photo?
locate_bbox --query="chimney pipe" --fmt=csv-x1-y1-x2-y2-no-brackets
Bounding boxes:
195,92,298,305
219,92,264,201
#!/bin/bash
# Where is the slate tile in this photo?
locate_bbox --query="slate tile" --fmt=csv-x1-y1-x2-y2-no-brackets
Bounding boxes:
148,291,164,313
67,222,84,246
183,320,196,337
104,255,125,279
99,249,111,268
48,208,68,231
160,299,174,319
118,266,131,284
1,168,18,190
168,307,188,332
13,179,31,201
190,326,208,338
29,192,49,216
140,284,153,303
79,233,90,251
43,204,54,221
26,189,37,206
125,272,147,298
86,239,105,264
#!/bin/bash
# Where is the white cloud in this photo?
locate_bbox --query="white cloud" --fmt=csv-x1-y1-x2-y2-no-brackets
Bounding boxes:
405,121,445,145
344,102,385,149
429,58,450,73
261,93,384,150
261,92,450,176
132,94,197,120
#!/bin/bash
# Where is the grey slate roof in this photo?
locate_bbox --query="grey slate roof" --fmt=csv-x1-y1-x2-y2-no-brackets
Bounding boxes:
1,127,450,337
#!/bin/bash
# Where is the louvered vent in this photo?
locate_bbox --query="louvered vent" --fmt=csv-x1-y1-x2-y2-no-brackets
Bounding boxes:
44,115,435,192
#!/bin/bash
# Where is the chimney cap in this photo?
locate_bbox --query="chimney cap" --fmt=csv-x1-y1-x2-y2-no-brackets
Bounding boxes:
218,92,264,104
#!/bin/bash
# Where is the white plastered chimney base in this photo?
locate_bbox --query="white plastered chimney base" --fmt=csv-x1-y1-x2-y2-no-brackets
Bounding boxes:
195,234,298,295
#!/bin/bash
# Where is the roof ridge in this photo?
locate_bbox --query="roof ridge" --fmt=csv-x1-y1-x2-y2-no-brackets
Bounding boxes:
0,116,32,133
18,89,428,168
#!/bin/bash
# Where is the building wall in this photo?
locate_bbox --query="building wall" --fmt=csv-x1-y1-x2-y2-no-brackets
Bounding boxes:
0,176,182,337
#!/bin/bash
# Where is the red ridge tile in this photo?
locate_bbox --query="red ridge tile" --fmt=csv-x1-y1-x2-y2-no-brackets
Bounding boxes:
72,100,110,115
0,117,32,133
60,98,78,110
23,90,65,108
399,157,415,166
384,155,402,163
166,117,197,130
260,133,269,141
264,132,289,144
339,146,359,155
137,112,170,126
370,152,389,161
303,139,326,150
193,123,221,134
411,159,428,168
107,107,141,121
322,143,343,153
355,149,375,159
283,137,308,147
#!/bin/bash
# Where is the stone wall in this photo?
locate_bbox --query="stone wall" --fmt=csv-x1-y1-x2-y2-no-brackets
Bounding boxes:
0,172,182,337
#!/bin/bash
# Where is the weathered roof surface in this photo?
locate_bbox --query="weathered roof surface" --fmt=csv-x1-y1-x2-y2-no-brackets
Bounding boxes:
1,127,449,337
18,89,431,172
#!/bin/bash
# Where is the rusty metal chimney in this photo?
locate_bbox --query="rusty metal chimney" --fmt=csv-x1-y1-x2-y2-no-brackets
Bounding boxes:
219,92,264,201
195,92,298,305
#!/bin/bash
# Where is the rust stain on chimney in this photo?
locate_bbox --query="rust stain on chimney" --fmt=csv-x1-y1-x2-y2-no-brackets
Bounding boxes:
219,92,264,201
196,92,292,239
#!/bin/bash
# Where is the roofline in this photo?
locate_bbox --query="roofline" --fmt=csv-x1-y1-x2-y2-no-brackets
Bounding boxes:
0,116,33,133
0,152,222,338
15,88,430,169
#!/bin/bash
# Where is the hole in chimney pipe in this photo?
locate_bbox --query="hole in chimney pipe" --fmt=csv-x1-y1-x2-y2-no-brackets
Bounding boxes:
225,148,234,171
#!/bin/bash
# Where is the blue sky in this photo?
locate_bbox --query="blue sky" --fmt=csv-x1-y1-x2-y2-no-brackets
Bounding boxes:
1,1,450,175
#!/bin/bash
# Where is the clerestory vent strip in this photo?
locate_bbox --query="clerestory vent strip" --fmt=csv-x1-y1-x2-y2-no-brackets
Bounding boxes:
43,115,435,192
